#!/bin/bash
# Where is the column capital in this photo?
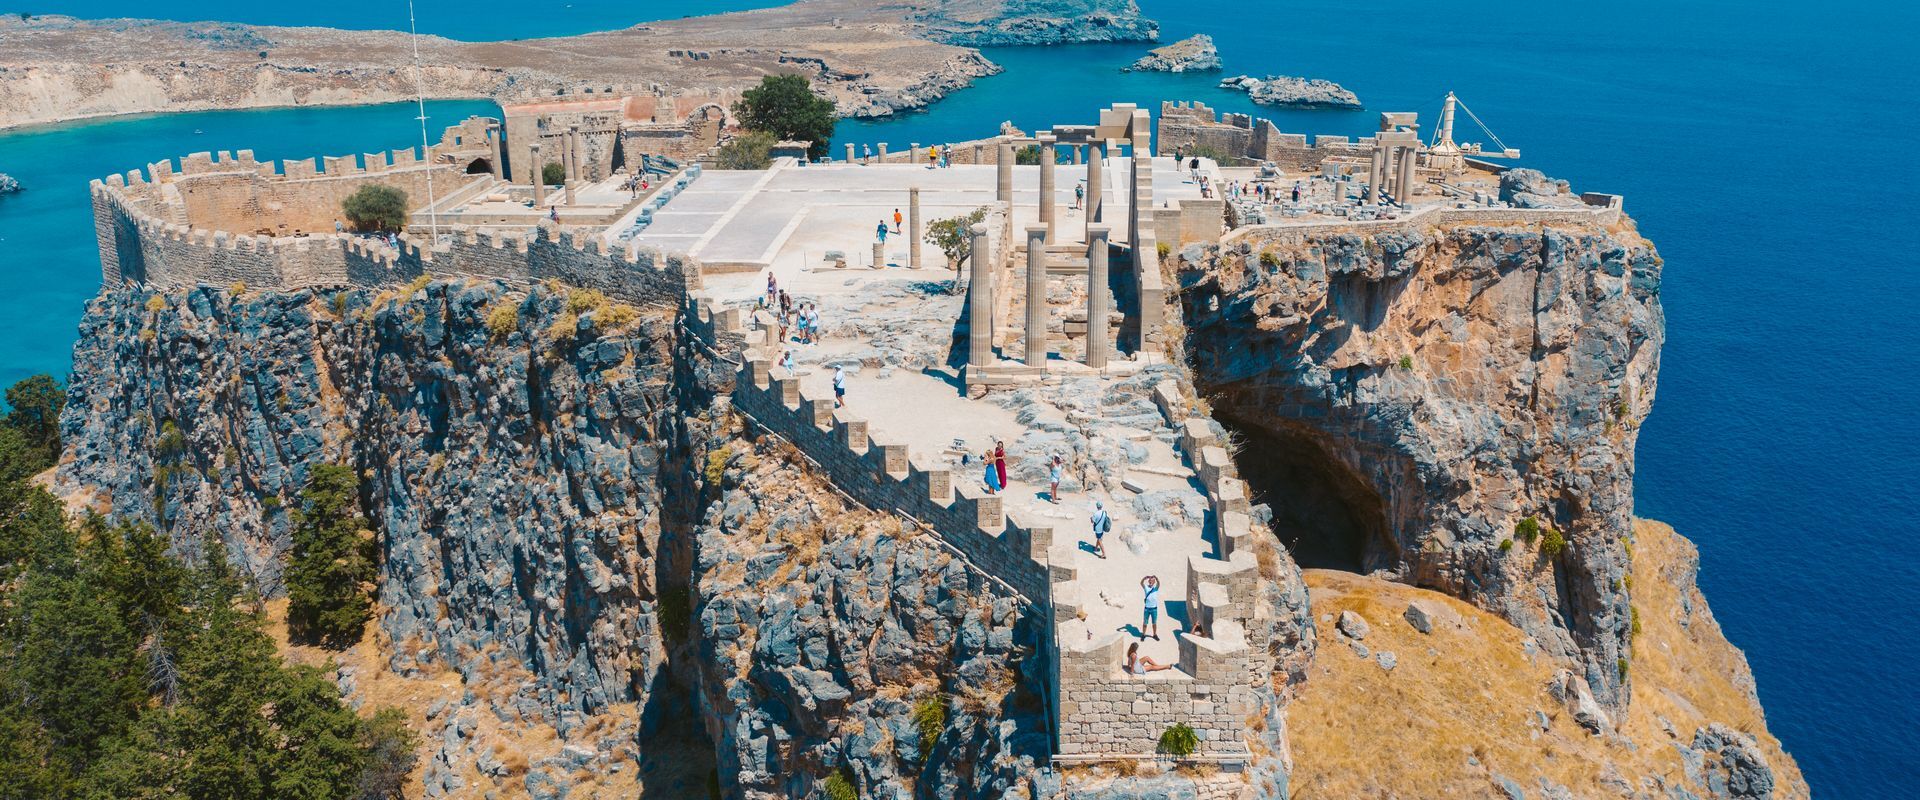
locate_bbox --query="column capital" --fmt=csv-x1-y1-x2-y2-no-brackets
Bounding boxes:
969,222,990,235
1085,224,1111,239
1025,225,1049,238
1037,132,1058,144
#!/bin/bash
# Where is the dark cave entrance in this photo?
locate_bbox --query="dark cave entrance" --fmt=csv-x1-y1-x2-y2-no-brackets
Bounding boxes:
463,157,493,175
1214,412,1396,573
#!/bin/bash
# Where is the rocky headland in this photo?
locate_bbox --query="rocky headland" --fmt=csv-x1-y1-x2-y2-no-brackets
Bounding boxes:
0,173,18,193
0,0,1153,130
1125,34,1221,72
1218,74,1361,109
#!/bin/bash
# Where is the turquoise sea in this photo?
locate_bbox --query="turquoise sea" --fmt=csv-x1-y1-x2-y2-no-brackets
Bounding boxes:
2,0,1914,794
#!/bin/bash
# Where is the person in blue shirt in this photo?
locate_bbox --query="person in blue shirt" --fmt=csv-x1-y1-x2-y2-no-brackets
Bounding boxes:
1140,575,1162,640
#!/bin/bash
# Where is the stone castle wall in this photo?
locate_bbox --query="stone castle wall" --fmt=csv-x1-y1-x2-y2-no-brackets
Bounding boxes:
1158,100,1375,170
93,156,697,307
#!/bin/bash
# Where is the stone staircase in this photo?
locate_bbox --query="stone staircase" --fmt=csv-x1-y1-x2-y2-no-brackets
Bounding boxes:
683,290,1268,767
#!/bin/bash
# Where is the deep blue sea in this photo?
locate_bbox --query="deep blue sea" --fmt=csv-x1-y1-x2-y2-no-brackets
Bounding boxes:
2,0,1914,794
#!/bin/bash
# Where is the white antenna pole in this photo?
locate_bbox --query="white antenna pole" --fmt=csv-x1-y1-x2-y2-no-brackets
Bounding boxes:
406,0,440,241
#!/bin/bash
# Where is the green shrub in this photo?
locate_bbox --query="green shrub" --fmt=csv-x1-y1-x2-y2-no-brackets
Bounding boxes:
1014,145,1042,165
485,300,520,340
342,184,408,233
913,696,948,759
1498,539,1513,553
1184,143,1234,166
1514,516,1541,544
541,161,566,186
1540,527,1568,558
1156,241,1171,260
822,769,858,800
927,206,990,268
1397,355,1414,371
1157,722,1198,757
716,130,778,170
1617,657,1630,679
155,420,187,458
704,445,733,486
145,295,168,313
1630,605,1642,639
565,287,608,316
1258,249,1282,269
732,74,836,160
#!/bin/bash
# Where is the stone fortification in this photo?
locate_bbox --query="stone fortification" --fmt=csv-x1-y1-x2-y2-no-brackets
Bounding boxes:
501,90,735,183
1159,100,1379,169
92,155,697,306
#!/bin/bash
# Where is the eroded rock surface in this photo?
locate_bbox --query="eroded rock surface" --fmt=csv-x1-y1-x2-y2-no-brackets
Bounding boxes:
1126,34,1221,72
1218,74,1361,108
1179,222,1664,710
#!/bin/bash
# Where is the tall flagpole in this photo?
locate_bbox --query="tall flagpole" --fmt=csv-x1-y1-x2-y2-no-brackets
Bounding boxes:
406,0,440,240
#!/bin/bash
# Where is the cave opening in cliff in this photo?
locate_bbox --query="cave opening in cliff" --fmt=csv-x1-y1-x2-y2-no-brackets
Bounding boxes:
1214,412,1395,573
463,157,492,174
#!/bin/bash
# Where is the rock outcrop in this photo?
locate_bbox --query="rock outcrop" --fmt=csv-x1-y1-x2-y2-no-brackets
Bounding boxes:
912,0,1158,47
1501,168,1586,209
0,173,18,193
1218,74,1361,109
1178,220,1664,711
1125,34,1221,72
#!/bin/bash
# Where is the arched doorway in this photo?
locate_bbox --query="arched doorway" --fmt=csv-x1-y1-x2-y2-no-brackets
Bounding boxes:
464,158,493,175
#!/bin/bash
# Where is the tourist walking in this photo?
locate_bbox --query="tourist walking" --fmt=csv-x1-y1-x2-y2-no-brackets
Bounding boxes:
779,289,792,317
1124,642,1171,675
1140,575,1162,640
1048,453,1064,504
1292,182,1302,203
983,448,1002,494
993,442,1008,492
766,273,779,308
862,144,873,163
877,220,890,243
927,144,939,168
1090,501,1110,559
780,349,795,376
893,208,903,234
833,365,847,408
1074,182,1085,210
940,144,952,167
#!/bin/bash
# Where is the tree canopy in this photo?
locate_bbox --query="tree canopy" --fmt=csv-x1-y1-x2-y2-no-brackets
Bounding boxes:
716,130,778,170
341,185,408,233
732,74,837,160
0,375,417,798
286,464,376,647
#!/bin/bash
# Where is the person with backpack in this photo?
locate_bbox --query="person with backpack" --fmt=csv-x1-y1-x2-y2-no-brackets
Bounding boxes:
1090,501,1111,559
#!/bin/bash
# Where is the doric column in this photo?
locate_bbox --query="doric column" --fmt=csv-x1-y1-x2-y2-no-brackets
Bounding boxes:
1380,145,1398,200
1024,225,1049,368
878,142,889,161
1365,146,1385,204
1086,140,1105,234
996,137,1014,203
1397,146,1418,206
1037,133,1057,244
873,241,885,268
846,143,856,164
563,126,579,206
528,142,545,208
1073,145,1083,165
909,186,923,269
1085,224,1111,369
486,123,504,179
910,142,920,165
967,222,994,371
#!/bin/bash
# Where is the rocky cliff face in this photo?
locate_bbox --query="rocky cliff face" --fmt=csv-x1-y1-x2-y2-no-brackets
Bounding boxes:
912,0,1158,46
58,281,695,749
1175,221,1664,712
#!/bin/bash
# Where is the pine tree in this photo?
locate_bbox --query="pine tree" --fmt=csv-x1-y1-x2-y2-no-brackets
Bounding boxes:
285,464,376,646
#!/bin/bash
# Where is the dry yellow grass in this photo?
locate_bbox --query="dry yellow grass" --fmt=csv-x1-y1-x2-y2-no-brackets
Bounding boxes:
1283,519,1807,799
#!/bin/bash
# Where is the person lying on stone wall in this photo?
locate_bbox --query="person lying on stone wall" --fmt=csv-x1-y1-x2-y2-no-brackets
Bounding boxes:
1125,642,1172,676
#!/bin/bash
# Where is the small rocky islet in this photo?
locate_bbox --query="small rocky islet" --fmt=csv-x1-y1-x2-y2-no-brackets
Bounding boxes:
1219,73,1362,109
1124,33,1221,72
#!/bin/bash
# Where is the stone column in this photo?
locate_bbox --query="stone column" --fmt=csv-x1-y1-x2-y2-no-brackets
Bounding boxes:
910,142,920,165
846,143,856,164
1397,146,1418,206
1024,225,1049,368
1086,140,1105,234
486,123,504,179
1037,133,1057,244
1364,146,1385,204
563,126,579,206
1085,224,1111,369
967,222,994,371
878,142,889,161
1073,144,1083,165
528,142,545,208
908,186,923,269
873,241,885,268
996,137,1014,203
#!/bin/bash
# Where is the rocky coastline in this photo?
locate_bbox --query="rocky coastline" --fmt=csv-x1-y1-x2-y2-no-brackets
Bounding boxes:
0,0,1153,130
0,173,18,193
1218,74,1361,109
1125,34,1221,72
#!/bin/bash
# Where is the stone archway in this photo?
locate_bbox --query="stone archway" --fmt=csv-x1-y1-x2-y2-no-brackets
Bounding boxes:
464,157,493,175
